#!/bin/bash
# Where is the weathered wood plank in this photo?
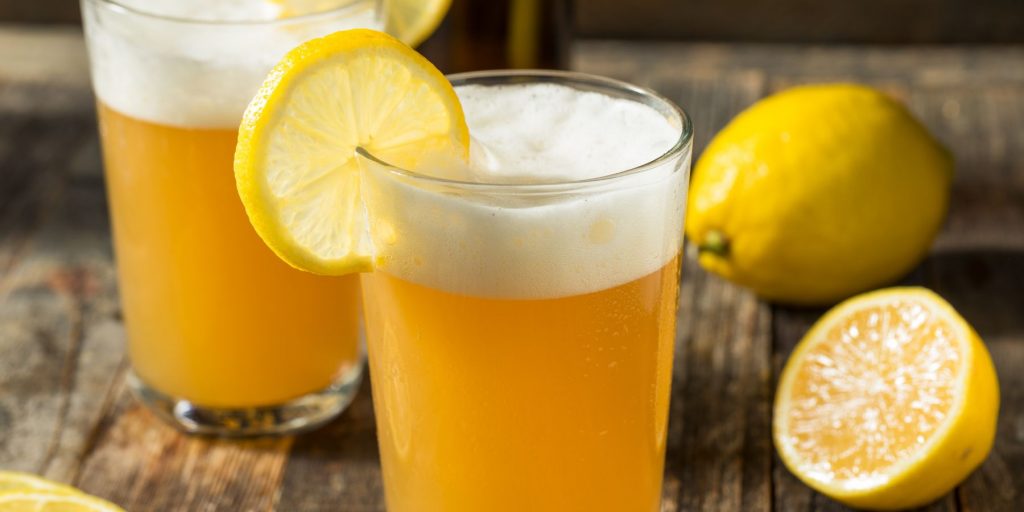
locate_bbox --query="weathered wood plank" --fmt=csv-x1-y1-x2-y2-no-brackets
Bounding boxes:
0,81,125,488
928,250,1024,512
276,385,384,511
912,80,1024,511
668,259,773,512
76,395,293,512
911,80,1024,511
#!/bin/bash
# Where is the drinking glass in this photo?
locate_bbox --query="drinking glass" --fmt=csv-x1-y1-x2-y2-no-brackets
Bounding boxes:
80,0,383,435
358,70,693,511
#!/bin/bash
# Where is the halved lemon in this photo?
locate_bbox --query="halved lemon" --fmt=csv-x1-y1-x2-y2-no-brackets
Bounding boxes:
0,491,124,512
774,287,999,509
235,28,469,275
0,472,77,494
271,0,452,47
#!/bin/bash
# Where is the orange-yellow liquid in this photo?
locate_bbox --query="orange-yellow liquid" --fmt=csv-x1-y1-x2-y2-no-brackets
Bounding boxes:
361,257,681,512
98,103,361,408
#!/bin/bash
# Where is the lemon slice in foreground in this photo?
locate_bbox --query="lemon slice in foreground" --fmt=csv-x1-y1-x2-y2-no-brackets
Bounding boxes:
0,491,124,512
774,287,999,509
0,472,77,494
235,29,469,275
270,0,452,47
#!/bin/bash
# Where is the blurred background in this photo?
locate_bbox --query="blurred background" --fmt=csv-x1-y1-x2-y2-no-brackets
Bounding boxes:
4,0,1024,70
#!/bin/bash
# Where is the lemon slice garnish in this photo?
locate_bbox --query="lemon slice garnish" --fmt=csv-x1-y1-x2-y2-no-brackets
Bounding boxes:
270,0,452,47
235,29,468,275
0,472,77,494
0,491,124,512
386,0,453,47
774,287,999,509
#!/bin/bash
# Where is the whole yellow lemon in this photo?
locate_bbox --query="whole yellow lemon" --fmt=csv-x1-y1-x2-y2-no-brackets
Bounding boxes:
686,84,953,305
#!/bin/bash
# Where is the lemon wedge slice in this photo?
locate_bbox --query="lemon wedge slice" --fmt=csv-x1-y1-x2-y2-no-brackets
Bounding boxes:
235,28,469,275
270,0,452,47
0,472,77,494
0,491,124,512
386,0,453,47
774,287,999,509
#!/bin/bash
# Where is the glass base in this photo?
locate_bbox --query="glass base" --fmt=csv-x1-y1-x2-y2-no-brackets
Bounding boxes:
128,363,364,437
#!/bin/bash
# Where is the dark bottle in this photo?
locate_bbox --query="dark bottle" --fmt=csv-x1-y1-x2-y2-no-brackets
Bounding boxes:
418,0,571,73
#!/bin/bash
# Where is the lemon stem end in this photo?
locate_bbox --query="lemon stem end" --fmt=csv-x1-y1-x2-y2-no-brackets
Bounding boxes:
698,229,730,257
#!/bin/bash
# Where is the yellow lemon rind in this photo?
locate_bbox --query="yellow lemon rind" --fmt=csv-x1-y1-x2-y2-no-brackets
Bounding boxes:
0,490,125,512
389,0,453,47
0,472,79,494
773,287,998,510
235,28,467,276
685,83,954,306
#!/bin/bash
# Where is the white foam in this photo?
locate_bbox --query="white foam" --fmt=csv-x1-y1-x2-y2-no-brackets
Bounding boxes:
362,83,690,299
458,84,681,183
81,0,382,128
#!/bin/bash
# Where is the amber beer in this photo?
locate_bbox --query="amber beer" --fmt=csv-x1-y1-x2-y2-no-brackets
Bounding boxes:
362,260,680,511
359,71,693,511
81,0,382,434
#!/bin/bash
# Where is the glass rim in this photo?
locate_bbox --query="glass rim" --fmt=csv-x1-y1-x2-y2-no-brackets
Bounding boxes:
85,0,375,26
358,69,694,192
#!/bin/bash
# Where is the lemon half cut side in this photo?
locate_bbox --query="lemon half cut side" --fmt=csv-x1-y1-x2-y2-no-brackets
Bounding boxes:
773,287,999,510
235,29,469,275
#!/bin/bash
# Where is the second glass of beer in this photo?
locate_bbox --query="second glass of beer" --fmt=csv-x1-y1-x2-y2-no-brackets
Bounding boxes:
80,0,383,435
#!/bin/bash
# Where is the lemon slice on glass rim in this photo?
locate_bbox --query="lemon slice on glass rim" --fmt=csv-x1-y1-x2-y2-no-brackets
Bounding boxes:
234,28,469,275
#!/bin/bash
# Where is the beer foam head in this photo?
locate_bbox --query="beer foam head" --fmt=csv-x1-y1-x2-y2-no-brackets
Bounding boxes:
363,82,691,299
458,84,681,184
82,0,382,128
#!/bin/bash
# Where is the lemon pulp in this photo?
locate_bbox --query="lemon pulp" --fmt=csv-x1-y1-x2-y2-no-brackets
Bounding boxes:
774,287,998,509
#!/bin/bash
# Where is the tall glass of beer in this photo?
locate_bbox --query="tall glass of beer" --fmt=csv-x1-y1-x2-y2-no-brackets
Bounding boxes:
359,70,693,511
80,0,382,435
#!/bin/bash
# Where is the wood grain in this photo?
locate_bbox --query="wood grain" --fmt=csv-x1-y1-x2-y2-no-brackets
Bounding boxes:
0,80,120,487
276,384,384,511
76,396,292,512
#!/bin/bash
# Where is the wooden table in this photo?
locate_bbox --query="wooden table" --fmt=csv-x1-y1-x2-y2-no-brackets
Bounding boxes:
1,26,1022,511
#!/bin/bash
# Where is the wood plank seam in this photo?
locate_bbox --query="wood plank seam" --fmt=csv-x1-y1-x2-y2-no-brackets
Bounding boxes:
68,358,128,487
38,266,88,474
